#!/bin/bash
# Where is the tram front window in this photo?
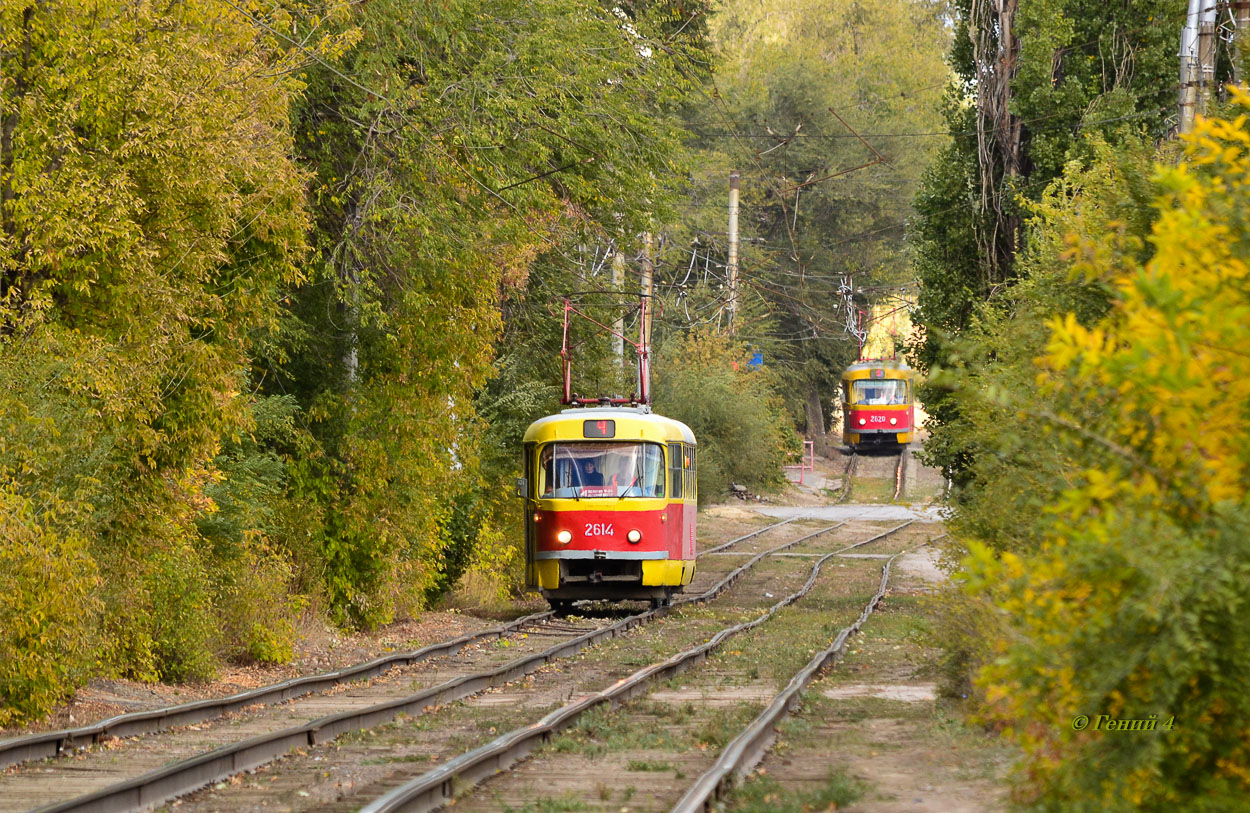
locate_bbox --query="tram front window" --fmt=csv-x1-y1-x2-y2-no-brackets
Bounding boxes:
851,379,908,405
538,442,665,498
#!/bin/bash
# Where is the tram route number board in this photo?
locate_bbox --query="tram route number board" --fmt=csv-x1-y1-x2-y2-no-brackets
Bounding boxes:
584,419,615,438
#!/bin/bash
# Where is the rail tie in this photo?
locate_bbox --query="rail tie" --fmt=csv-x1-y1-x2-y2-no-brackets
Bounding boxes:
671,548,908,812
356,522,913,813
33,519,860,813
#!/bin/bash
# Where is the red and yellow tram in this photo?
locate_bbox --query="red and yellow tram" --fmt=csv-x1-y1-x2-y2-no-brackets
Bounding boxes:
841,359,915,451
520,407,697,610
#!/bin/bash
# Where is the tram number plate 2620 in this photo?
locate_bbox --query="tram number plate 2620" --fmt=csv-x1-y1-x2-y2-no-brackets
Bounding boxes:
584,523,614,537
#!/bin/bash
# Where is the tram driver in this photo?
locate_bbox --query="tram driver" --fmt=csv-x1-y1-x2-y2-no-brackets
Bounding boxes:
580,458,605,487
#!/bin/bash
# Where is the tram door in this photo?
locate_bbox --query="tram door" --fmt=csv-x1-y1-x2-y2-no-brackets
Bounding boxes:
523,443,537,588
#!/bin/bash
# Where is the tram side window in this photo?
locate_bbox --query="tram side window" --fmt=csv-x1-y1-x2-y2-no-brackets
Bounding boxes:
851,379,908,406
668,442,683,500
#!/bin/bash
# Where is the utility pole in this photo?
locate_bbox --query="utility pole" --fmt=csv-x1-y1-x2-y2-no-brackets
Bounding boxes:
638,232,654,405
1180,0,1216,133
612,249,625,368
1237,1,1250,87
726,170,740,335
1198,1,1217,116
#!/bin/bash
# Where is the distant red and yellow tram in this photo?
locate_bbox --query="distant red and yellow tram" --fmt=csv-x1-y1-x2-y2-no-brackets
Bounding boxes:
841,359,915,451
520,407,697,611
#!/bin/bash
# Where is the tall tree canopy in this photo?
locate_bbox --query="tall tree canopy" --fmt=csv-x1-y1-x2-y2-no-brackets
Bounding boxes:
664,0,951,442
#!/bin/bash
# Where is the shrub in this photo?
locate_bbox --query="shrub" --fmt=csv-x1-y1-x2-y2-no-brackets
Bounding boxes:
146,544,218,683
953,96,1250,808
653,331,798,502
0,491,100,725
217,549,301,664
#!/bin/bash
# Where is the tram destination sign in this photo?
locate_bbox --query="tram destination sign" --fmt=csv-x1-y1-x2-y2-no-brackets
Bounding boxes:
584,419,615,438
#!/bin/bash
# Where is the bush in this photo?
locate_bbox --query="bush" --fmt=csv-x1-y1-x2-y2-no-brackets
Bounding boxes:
217,549,301,664
653,331,798,502
146,544,218,683
947,99,1250,808
0,491,100,725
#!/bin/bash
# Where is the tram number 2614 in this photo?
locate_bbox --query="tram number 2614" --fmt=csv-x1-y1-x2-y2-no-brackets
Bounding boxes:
584,523,614,537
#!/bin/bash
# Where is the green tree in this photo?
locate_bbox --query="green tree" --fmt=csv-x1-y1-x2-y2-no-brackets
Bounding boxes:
911,0,1194,479
0,0,308,697
266,0,709,625
669,0,950,439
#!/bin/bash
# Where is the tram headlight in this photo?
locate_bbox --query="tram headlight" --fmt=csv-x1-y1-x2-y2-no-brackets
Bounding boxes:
556,530,572,544
858,418,866,426
627,529,642,544
890,417,898,426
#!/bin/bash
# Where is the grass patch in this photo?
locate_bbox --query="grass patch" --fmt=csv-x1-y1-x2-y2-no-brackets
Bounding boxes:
728,768,865,812
626,758,672,772
500,793,592,812
549,698,762,758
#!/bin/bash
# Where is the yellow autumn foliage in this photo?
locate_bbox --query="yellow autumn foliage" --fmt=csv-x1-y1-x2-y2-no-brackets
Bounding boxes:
960,92,1250,810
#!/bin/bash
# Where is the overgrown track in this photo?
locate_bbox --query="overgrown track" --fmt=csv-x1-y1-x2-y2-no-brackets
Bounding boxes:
0,518,800,777
15,518,844,813
0,613,553,772
353,522,913,813
672,548,907,811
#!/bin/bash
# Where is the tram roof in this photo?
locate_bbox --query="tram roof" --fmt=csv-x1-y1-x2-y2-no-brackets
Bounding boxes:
841,358,914,382
523,406,696,445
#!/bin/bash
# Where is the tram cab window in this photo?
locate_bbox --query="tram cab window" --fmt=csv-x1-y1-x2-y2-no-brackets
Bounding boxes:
538,442,665,498
851,379,908,406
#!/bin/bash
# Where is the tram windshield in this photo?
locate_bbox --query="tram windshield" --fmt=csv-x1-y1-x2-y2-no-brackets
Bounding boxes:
851,379,908,406
538,442,665,499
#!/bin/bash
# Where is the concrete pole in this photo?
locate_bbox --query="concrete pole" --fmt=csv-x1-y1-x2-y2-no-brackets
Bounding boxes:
612,250,625,368
1237,1,1250,87
1180,0,1202,134
1198,1,1217,116
639,233,654,405
726,170,740,335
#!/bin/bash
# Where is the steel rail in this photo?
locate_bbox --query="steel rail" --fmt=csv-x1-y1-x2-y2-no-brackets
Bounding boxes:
0,611,551,771
700,516,800,555
671,549,907,812
836,453,858,504
34,521,863,813
357,522,914,813
892,447,909,503
2,518,801,773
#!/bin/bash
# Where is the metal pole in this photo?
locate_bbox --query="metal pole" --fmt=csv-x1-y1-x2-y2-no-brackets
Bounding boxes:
1237,1,1250,87
726,170,740,335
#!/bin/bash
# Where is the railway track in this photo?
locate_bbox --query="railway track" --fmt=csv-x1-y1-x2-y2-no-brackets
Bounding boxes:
0,518,801,776
317,523,916,813
835,452,858,503
3,517,905,812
